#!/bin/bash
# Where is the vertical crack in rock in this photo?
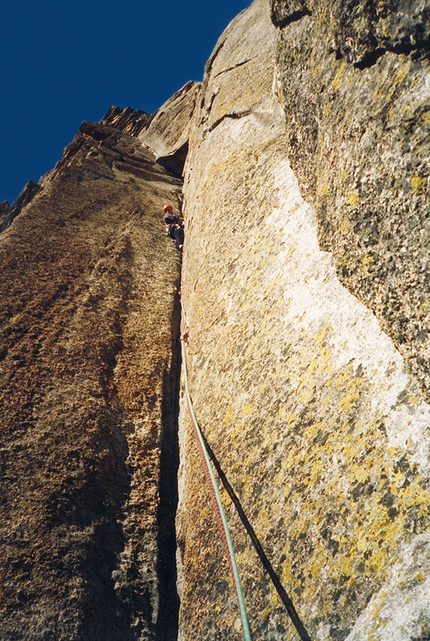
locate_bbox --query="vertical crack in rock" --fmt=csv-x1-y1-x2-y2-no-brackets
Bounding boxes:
0,109,184,641
155,291,182,641
4,0,430,639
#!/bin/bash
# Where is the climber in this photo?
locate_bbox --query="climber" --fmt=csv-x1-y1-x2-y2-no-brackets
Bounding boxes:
163,203,184,249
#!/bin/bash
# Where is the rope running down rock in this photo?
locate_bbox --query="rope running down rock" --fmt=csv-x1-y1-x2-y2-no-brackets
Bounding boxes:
180,327,253,641
180,318,312,640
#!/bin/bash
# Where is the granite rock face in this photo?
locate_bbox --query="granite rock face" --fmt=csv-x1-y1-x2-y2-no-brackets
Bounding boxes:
2,1,430,640
0,113,182,640
138,81,201,177
272,1,430,405
271,0,430,64
175,0,430,640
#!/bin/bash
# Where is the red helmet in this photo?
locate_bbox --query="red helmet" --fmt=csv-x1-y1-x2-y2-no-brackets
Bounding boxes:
163,203,173,213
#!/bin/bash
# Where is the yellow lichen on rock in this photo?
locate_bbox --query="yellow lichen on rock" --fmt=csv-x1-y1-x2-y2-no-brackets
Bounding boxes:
176,2,430,640
411,175,427,194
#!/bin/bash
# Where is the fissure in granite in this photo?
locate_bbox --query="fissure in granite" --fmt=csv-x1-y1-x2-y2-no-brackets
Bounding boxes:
154,291,182,641
1,0,430,640
0,109,183,641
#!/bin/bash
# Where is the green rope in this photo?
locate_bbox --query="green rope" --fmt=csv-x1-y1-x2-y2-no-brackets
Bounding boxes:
181,337,252,641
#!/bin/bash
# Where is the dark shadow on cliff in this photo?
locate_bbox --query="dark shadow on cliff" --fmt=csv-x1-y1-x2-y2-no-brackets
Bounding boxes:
39,408,134,641
78,426,133,641
155,288,182,641
202,433,312,641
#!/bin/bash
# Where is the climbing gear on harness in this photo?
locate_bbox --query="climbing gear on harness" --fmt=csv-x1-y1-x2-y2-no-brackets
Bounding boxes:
164,209,185,248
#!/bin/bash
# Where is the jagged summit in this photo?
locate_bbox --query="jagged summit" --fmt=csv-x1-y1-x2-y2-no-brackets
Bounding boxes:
100,105,151,136
0,104,179,235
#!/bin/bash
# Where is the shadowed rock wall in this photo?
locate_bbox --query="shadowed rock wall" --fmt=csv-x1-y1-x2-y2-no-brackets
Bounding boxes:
176,0,430,640
0,115,182,640
138,81,201,177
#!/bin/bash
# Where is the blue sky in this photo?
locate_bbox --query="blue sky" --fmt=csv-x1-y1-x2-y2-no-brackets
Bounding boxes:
0,0,251,204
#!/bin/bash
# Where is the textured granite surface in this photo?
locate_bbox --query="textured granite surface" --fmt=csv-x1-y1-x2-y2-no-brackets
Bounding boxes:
176,1,430,639
0,116,182,641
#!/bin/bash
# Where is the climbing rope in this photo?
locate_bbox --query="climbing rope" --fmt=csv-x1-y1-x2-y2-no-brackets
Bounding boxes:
202,434,312,641
180,332,253,641
180,316,312,641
